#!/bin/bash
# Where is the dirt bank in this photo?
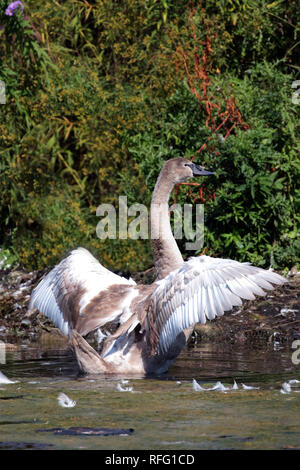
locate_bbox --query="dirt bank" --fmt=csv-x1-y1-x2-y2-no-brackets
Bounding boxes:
0,266,299,348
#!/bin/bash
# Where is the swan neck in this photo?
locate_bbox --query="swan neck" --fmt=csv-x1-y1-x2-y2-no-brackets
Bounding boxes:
150,172,183,280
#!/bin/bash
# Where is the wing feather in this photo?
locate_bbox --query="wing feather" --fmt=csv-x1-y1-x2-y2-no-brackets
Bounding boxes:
29,247,137,336
144,255,287,354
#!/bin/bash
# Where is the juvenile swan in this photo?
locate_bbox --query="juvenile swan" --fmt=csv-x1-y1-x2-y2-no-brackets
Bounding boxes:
29,158,286,374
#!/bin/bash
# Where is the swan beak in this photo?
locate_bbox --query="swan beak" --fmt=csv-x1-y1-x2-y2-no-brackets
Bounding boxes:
189,163,215,176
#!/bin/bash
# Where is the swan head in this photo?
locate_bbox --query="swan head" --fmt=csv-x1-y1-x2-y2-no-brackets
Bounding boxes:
163,157,214,184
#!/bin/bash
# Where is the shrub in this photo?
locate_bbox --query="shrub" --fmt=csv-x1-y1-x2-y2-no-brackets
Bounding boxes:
0,1,299,272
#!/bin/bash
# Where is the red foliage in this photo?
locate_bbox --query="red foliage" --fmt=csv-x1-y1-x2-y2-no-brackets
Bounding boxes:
171,8,249,206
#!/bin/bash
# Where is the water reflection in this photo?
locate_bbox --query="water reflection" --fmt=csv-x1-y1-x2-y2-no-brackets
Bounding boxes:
0,340,299,450
169,342,296,384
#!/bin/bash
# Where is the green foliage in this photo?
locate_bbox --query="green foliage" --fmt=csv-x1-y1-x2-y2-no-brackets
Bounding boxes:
0,0,299,272
125,63,300,269
202,0,299,73
204,64,300,268
0,247,18,270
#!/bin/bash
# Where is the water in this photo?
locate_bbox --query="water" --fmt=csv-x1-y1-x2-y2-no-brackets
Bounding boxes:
0,341,299,450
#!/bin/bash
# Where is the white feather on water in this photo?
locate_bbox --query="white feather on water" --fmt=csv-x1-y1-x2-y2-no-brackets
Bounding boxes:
192,379,238,392
241,383,260,390
192,379,205,391
192,379,260,392
192,378,299,394
116,383,133,392
57,392,76,407
280,380,300,394
280,382,291,394
0,371,16,384
232,380,239,390
211,382,230,391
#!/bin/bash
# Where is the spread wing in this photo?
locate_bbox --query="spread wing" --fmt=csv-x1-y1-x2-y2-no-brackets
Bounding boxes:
142,255,287,354
29,247,137,336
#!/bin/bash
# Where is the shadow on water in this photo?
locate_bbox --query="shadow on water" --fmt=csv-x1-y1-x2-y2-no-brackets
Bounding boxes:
0,340,299,450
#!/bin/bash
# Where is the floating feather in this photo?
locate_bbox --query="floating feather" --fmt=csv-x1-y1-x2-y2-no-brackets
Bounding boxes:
192,379,232,392
232,380,239,390
0,371,15,384
241,383,260,390
116,383,133,392
57,392,76,408
280,382,291,394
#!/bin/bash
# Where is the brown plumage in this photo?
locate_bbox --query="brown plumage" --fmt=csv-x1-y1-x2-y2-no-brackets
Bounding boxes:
29,158,287,375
